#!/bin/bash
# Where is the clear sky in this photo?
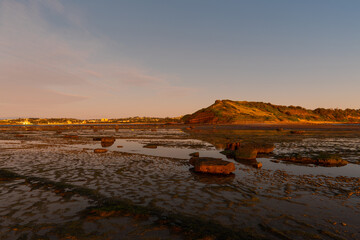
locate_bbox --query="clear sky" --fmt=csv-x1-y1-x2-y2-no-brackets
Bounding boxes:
1,0,360,118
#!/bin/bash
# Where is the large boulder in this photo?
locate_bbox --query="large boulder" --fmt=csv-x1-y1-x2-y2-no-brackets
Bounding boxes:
235,148,258,160
189,157,235,175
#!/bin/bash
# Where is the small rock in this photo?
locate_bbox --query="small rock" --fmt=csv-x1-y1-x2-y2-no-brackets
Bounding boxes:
253,162,262,168
189,152,199,157
290,130,305,135
143,144,158,149
341,222,347,226
63,135,79,139
270,160,280,163
117,145,123,148
94,149,107,153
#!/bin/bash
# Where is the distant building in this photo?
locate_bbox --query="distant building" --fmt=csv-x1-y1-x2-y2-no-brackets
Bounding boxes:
22,119,31,125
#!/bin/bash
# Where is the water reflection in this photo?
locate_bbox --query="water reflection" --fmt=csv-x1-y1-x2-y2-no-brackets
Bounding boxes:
189,168,235,184
101,141,115,147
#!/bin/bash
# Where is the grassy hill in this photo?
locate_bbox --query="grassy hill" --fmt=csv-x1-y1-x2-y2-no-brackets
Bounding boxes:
182,100,360,124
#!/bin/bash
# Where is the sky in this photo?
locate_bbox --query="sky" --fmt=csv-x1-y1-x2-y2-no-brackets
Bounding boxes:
1,0,360,118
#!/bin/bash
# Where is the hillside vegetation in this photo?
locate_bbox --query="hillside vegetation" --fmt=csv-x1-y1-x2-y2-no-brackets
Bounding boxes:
182,100,360,124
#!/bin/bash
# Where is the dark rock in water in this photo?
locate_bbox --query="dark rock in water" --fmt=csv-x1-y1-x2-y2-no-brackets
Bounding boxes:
93,137,102,141
220,149,235,158
278,153,348,167
276,128,284,132
94,149,107,153
117,145,123,148
143,144,158,149
189,152,199,157
235,148,258,160
222,142,275,159
63,135,79,139
189,157,235,175
290,130,305,135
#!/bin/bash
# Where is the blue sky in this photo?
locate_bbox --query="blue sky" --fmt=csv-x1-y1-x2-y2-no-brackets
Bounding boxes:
1,0,359,118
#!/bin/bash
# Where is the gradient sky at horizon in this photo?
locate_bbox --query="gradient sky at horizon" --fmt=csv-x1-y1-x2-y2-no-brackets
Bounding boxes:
1,0,360,118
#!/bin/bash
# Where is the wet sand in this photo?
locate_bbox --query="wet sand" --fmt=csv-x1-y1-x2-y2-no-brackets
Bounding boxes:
0,124,359,239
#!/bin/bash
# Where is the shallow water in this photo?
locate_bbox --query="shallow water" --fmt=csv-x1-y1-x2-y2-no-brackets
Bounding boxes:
72,138,360,178
0,127,359,240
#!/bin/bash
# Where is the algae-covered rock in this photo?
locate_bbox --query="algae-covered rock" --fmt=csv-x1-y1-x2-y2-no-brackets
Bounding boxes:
235,148,258,160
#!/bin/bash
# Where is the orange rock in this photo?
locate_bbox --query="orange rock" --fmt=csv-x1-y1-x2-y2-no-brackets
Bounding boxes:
94,149,107,153
253,162,263,168
190,157,235,175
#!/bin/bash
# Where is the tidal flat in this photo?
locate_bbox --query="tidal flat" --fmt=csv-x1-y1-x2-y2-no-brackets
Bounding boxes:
0,124,359,240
